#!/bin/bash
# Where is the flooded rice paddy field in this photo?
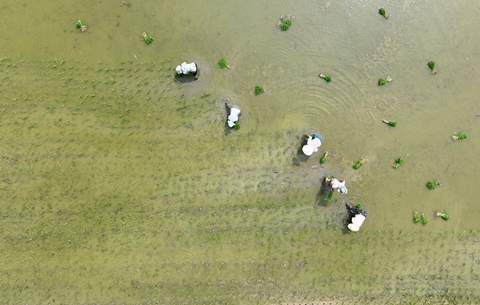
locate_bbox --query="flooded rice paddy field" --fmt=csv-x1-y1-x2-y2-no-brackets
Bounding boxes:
1,0,480,304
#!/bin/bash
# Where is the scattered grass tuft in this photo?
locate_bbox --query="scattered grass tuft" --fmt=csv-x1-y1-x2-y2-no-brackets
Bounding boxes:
254,85,264,96
218,58,230,69
278,15,293,31
378,8,389,19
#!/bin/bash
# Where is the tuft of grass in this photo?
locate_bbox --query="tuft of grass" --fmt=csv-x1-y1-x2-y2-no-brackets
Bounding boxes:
392,157,404,169
378,76,392,86
426,181,436,190
378,8,389,19
200,93,210,98
325,192,333,203
218,58,230,69
382,119,396,127
427,61,437,74
141,32,153,45
319,73,332,83
420,213,427,226
320,151,328,164
278,15,293,31
436,211,450,221
352,158,367,170
254,85,264,96
413,211,420,224
233,123,240,130
76,20,87,32
451,131,467,141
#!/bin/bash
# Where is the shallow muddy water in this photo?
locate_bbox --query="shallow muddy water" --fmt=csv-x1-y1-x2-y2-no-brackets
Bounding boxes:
0,0,480,304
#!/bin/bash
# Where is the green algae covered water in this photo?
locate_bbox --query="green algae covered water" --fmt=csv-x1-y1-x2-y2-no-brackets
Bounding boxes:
0,0,480,304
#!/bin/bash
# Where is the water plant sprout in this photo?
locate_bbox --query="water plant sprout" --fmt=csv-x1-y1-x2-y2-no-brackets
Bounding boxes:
427,61,437,74
326,191,333,203
378,8,389,19
426,181,436,190
382,119,396,127
435,211,450,221
352,157,367,170
452,131,467,141
254,85,264,96
421,213,427,225
141,32,154,45
413,211,420,224
319,73,332,83
378,76,392,86
278,15,293,31
392,157,404,169
320,151,328,164
218,58,230,69
75,20,87,32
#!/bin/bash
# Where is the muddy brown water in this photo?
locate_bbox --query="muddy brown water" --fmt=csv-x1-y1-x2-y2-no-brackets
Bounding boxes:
0,0,479,304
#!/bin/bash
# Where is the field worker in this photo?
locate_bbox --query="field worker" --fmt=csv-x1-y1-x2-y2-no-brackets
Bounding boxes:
302,134,322,156
324,176,348,194
345,203,367,232
175,62,199,80
225,99,241,128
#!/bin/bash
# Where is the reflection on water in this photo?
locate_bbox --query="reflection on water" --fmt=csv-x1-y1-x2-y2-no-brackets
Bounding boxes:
0,0,480,303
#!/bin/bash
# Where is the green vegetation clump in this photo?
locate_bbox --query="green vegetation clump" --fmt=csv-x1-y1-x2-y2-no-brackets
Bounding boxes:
319,73,332,83
326,191,333,203
254,85,264,96
378,8,389,19
393,157,404,169
141,32,153,45
233,123,240,130
378,76,392,86
200,93,210,98
436,211,450,221
382,119,396,127
218,58,230,69
75,20,87,32
458,132,467,140
413,211,420,224
427,61,437,74
421,213,427,225
451,132,467,141
278,15,293,31
320,151,328,164
426,181,436,190
352,158,367,170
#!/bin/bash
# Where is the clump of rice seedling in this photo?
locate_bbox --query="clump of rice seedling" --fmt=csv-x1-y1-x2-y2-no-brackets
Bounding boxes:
451,131,467,141
218,58,230,69
278,15,294,31
141,32,153,45
420,213,427,225
319,73,332,83
201,93,210,98
427,61,437,74
352,157,367,170
392,157,404,169
320,151,328,164
426,181,436,190
378,76,392,86
254,85,264,96
382,119,396,127
76,20,87,32
435,211,450,221
413,211,420,224
325,191,333,203
378,8,389,19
